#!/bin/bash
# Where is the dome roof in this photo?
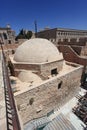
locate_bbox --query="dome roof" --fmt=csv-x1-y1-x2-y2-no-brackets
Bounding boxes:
18,71,42,84
14,38,63,63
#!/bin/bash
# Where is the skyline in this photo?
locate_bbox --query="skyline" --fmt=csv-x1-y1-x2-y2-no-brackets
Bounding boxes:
1,0,87,34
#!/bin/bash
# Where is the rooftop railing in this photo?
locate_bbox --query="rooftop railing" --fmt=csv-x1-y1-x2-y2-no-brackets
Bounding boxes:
1,43,21,130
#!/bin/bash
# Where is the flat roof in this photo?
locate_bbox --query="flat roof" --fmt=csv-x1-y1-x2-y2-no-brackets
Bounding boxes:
13,61,83,96
24,88,86,130
38,27,87,32
57,27,87,32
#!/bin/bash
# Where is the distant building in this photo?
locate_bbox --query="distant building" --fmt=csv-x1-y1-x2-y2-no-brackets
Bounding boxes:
37,28,87,45
0,24,15,44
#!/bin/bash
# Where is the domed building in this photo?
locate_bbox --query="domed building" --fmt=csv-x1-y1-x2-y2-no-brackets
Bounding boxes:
14,38,63,63
9,38,83,124
12,38,63,78
18,70,42,85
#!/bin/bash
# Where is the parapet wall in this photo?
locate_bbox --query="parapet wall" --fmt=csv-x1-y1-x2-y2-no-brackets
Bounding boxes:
14,63,40,72
58,41,86,46
15,66,83,124
58,45,87,66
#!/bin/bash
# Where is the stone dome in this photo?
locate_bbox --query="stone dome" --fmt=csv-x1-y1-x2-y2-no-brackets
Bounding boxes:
18,71,42,84
14,38,63,63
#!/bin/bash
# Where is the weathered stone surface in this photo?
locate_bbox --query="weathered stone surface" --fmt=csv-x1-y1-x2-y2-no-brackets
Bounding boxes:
15,66,83,124
14,38,63,63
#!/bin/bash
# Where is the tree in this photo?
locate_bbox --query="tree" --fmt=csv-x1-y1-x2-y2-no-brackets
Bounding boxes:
26,31,32,39
16,29,32,40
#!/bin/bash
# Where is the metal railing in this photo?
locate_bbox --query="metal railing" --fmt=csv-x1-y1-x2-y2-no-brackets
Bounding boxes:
1,43,21,130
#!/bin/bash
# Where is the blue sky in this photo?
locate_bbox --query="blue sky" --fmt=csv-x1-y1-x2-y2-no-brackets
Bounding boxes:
0,0,87,34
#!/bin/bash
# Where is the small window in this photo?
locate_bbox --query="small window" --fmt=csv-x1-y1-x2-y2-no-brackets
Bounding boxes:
58,81,63,89
12,50,15,54
8,40,11,44
29,98,34,105
3,33,7,39
51,68,58,75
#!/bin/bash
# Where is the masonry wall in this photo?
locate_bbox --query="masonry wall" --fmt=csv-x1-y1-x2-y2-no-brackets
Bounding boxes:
15,66,83,124
0,28,15,44
71,46,82,55
37,28,87,44
40,59,63,77
14,63,41,71
13,60,63,78
17,39,28,44
81,45,87,56
58,41,86,46
58,45,87,66
37,28,56,40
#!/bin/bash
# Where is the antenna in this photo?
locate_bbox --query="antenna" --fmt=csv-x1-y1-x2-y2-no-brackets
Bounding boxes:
34,20,37,38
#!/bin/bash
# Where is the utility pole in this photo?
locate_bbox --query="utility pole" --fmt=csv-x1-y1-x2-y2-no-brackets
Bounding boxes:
34,20,37,38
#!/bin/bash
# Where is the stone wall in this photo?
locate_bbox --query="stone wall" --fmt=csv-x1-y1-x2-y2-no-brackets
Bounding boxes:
40,59,63,77
37,28,56,40
17,39,28,44
13,60,63,78
58,41,86,46
15,66,83,124
71,46,82,55
81,44,87,56
58,45,87,66
14,63,41,72
37,28,87,44
0,28,15,44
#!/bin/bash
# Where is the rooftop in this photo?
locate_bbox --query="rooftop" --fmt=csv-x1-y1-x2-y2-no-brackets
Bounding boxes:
38,27,87,32
24,88,86,130
11,61,82,96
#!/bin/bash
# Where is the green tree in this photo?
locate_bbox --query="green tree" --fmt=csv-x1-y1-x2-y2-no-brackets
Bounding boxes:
16,29,32,40
25,31,32,39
